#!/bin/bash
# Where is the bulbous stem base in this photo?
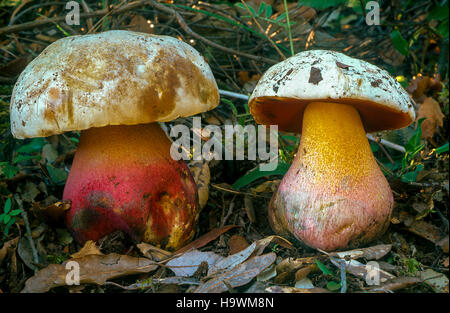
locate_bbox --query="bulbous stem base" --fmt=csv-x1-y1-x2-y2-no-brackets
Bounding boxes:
269,102,393,251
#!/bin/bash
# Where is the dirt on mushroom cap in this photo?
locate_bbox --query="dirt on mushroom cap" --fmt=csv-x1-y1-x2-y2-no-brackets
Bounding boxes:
10,30,219,139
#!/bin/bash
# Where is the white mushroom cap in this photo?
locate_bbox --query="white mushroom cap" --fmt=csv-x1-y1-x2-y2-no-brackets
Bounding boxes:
10,30,219,139
249,50,415,133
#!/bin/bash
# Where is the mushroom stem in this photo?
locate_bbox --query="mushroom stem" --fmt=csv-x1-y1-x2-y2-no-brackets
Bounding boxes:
63,123,198,251
269,101,393,251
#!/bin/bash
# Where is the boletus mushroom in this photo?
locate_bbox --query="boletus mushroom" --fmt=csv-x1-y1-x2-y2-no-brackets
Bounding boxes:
10,31,219,250
249,50,415,251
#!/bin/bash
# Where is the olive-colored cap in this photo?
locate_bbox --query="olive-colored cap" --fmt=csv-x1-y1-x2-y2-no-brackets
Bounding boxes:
10,30,219,139
249,50,415,133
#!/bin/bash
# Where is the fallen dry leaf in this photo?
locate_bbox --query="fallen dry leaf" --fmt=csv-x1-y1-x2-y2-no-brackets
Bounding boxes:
420,269,449,293
127,14,154,33
0,56,31,79
294,277,315,289
256,264,277,282
295,264,319,281
189,161,211,210
276,257,316,274
331,244,392,260
0,237,18,266
167,249,223,277
71,240,102,259
243,196,256,223
250,180,280,194
330,259,395,284
228,235,250,255
208,242,256,277
265,286,329,293
137,242,172,261
31,201,70,224
436,236,449,254
365,277,422,293
174,225,239,256
253,235,294,256
195,252,276,293
417,97,445,139
22,254,158,293
406,219,446,246
407,75,430,100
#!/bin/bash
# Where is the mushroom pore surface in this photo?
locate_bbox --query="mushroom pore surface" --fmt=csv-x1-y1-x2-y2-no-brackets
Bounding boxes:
63,123,198,251
269,101,393,251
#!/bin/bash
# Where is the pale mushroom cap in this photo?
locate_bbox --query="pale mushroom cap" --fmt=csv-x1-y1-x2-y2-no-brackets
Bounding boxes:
10,30,219,139
249,50,415,133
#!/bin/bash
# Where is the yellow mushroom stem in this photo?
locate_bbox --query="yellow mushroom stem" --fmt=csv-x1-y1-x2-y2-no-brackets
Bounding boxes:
269,101,393,251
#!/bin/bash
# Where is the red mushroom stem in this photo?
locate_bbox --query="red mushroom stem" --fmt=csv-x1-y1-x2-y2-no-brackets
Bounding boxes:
63,123,198,250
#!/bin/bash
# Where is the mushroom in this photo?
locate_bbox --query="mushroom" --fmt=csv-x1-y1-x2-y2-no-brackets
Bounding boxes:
249,50,415,251
10,31,219,250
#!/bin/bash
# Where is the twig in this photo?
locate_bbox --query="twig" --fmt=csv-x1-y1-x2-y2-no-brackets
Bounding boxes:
0,0,146,36
210,183,270,198
13,194,39,272
80,0,94,32
366,134,406,154
240,0,286,60
219,89,250,101
148,0,277,65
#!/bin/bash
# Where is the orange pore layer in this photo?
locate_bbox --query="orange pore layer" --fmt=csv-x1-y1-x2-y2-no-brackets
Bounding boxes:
63,123,198,250
269,102,393,251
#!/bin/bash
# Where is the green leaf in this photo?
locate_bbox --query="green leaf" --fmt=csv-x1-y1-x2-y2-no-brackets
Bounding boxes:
401,163,424,183
326,281,342,291
0,213,5,222
275,12,286,22
3,214,11,224
437,20,449,38
13,153,41,164
370,142,380,153
265,4,273,18
3,217,16,237
391,29,409,56
405,118,425,153
315,259,334,276
16,138,46,154
9,209,22,217
428,4,449,21
235,2,256,16
46,164,68,185
257,2,266,16
435,142,449,154
232,162,290,190
297,0,346,10
0,162,19,179
4,198,11,214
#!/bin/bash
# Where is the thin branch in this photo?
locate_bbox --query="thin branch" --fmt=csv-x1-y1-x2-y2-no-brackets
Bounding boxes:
14,194,39,272
148,0,277,65
240,0,286,60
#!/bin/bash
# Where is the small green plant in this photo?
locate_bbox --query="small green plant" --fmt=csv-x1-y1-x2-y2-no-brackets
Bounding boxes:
315,259,342,291
46,254,68,264
400,257,422,275
0,198,21,238
398,118,426,183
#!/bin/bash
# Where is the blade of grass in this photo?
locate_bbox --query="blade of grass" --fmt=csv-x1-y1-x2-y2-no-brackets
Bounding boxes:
283,0,294,56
